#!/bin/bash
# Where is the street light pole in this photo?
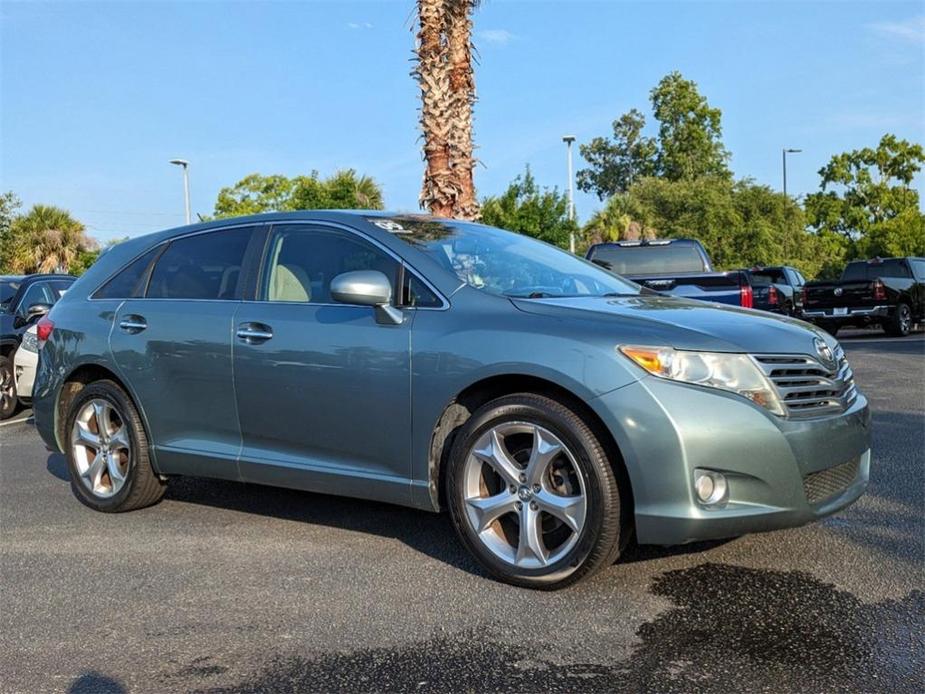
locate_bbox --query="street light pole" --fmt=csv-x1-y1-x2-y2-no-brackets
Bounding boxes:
169,159,191,224
782,148,801,197
563,135,576,253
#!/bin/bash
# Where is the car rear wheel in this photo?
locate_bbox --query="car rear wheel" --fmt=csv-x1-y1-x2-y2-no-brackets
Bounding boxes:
446,394,625,590
65,380,166,512
0,356,18,420
885,303,912,337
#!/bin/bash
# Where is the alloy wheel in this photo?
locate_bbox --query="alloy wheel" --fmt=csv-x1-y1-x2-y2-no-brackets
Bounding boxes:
0,364,14,414
899,305,911,333
71,399,131,498
462,422,587,569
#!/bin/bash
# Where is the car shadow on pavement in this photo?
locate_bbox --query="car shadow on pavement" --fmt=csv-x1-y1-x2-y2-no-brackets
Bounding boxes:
67,671,127,694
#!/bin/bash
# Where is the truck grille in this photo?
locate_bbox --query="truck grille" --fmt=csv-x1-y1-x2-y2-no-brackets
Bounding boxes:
803,456,861,504
753,344,857,418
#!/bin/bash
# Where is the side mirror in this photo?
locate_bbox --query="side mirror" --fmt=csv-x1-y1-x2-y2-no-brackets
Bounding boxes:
330,270,403,325
14,303,51,328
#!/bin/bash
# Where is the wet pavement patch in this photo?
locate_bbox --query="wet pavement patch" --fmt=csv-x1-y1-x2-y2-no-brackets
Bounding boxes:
195,563,924,693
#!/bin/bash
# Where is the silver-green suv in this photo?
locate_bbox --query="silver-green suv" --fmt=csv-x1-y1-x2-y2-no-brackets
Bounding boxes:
32,212,871,589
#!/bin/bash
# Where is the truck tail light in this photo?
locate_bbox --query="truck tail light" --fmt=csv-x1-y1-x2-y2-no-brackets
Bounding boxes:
740,285,754,309
802,287,808,305
872,279,886,301
36,317,54,347
768,286,779,306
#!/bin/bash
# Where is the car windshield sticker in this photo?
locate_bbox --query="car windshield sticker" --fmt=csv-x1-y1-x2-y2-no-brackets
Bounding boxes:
370,219,410,234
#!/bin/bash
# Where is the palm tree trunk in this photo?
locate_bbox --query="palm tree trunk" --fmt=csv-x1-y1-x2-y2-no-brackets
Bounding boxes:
446,0,479,220
414,0,457,217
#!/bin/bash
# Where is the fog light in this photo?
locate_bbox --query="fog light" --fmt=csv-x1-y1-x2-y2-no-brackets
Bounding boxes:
694,469,728,506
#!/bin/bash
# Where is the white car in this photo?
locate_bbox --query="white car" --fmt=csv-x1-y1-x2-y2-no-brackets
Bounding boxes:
13,325,38,403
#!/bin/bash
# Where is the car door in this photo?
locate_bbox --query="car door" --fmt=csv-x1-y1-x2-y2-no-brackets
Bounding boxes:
232,222,413,506
110,225,260,480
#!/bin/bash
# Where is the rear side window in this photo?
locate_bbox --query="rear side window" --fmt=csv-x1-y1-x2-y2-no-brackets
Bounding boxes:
590,244,707,275
147,227,253,300
94,247,161,299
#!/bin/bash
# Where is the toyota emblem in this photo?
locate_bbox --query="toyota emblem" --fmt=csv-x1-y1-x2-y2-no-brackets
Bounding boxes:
814,337,836,368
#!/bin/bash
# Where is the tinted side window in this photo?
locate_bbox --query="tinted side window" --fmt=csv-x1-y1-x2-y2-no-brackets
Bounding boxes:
842,263,866,282
911,259,925,280
17,282,54,314
94,247,161,299
402,272,442,308
148,227,253,300
263,226,399,304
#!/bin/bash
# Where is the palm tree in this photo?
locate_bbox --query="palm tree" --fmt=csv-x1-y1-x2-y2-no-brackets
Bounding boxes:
7,204,95,274
414,0,455,217
414,0,479,219
446,0,479,220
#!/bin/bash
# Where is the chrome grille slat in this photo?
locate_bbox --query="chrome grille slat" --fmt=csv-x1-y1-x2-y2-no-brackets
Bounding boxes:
753,344,857,419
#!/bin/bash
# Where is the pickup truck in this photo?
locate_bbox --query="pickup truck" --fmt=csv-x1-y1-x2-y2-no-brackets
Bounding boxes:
802,257,925,337
740,265,807,316
586,239,754,308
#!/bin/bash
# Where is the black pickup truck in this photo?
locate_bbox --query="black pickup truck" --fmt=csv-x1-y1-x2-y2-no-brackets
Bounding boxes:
802,257,925,337
740,265,807,316
586,239,755,308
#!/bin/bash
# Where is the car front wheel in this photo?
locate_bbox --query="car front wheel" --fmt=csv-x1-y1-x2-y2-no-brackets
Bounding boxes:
446,393,625,590
65,380,166,512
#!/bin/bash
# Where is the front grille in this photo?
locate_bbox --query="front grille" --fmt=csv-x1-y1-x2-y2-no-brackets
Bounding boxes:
754,344,857,418
803,457,861,504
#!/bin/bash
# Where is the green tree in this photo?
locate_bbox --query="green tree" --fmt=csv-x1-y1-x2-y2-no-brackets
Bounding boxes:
5,204,96,274
651,72,730,182
0,191,22,273
213,170,384,219
577,109,657,200
480,166,578,248
804,134,925,258
600,176,825,277
577,72,730,199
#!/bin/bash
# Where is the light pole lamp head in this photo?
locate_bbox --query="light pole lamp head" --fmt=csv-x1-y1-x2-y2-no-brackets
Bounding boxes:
784,148,802,154
562,135,576,145
169,159,189,168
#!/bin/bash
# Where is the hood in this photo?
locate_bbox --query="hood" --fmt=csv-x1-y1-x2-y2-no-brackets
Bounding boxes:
511,294,834,356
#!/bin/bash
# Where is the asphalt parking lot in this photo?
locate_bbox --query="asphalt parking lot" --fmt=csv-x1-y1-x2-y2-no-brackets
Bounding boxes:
1,330,923,694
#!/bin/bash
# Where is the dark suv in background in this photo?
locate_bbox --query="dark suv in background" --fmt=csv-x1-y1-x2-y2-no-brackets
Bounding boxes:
0,273,75,418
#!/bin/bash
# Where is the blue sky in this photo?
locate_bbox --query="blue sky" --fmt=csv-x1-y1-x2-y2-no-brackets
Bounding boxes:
2,0,923,242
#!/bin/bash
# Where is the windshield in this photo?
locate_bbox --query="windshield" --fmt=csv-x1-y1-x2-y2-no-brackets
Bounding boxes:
588,244,707,275
383,219,640,298
0,280,20,310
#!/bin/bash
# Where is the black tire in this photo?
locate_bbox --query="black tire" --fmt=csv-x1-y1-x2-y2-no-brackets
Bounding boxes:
885,303,912,337
446,393,625,590
65,379,166,512
0,356,18,420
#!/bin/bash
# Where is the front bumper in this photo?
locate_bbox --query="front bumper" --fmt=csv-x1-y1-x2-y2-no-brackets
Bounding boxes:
592,376,871,545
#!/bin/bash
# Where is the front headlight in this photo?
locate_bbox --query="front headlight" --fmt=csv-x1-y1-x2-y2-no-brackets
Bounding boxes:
619,345,784,416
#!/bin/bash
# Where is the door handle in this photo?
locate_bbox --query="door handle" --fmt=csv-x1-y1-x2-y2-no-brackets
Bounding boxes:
236,323,273,343
119,316,147,333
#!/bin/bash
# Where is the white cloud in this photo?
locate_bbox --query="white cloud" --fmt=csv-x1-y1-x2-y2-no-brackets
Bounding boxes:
347,22,374,30
478,29,516,46
868,15,925,43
